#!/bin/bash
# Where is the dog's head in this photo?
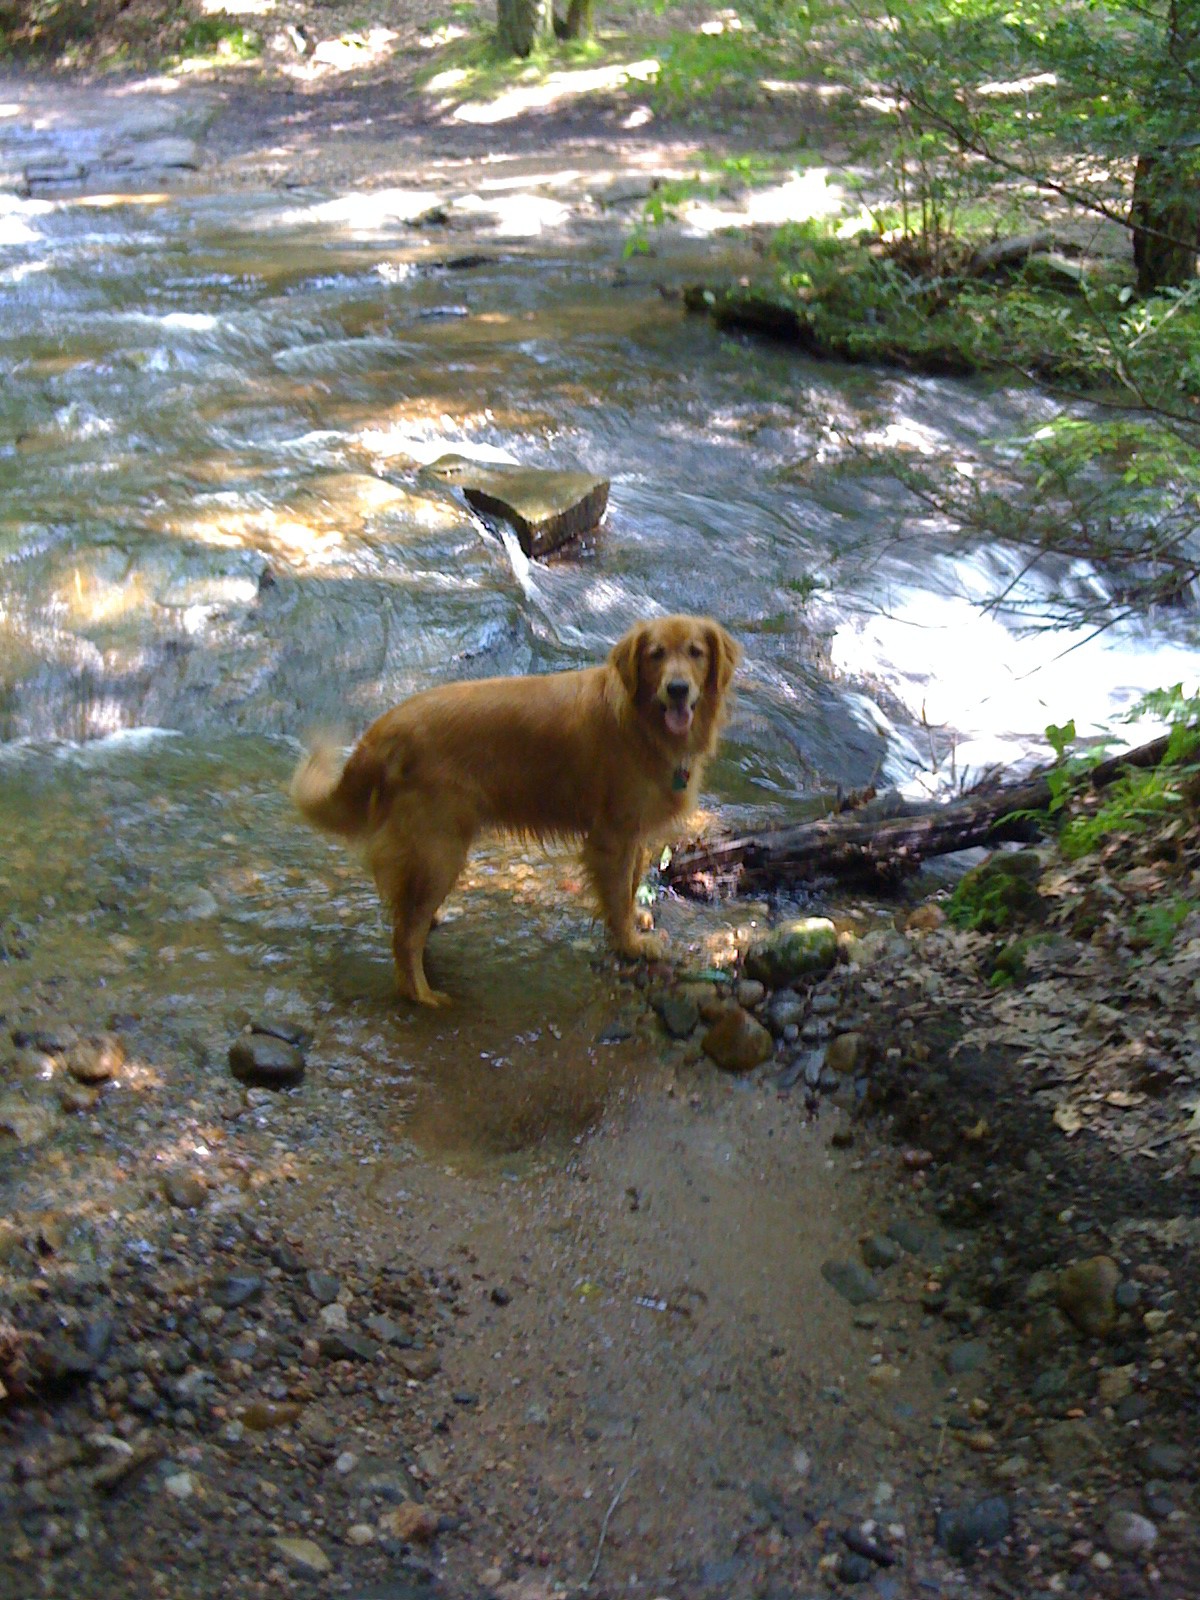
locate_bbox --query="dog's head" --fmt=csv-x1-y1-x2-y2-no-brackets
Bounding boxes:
609,615,740,745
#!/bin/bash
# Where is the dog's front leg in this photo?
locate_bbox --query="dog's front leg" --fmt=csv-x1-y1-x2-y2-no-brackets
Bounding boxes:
584,834,665,961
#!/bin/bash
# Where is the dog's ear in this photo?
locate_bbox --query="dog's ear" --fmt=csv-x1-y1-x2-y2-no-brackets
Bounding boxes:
705,621,741,697
609,622,647,702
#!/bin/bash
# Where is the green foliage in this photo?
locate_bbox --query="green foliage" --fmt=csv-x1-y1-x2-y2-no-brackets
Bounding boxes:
649,28,778,113
179,18,260,60
1130,895,1194,954
1041,688,1200,861
947,850,1045,933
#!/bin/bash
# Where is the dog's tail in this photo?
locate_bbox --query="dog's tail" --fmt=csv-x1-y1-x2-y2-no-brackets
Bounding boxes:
290,736,379,840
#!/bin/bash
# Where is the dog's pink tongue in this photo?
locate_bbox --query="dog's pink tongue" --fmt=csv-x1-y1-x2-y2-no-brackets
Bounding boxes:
665,704,693,737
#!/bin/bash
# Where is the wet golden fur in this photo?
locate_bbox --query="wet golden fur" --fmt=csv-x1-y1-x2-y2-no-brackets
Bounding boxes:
291,615,740,1005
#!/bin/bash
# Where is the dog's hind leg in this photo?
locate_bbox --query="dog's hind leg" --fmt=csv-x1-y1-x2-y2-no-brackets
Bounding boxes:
373,830,470,1007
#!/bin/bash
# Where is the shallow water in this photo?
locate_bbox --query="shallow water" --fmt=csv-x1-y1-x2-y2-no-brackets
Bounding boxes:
2,183,1196,1159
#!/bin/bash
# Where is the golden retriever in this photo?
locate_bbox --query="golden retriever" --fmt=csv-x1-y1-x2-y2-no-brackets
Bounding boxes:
291,614,740,1006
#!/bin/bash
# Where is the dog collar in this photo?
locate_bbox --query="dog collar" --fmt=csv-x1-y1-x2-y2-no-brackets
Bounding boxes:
672,762,691,791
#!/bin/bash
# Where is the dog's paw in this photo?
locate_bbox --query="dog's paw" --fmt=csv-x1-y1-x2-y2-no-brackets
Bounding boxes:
619,931,667,962
634,905,655,933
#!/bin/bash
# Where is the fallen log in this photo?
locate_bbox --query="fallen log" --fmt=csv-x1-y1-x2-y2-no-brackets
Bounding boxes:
665,732,1175,898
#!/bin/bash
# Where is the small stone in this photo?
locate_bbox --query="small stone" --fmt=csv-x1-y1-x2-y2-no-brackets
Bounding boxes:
335,1451,357,1475
1140,1441,1188,1478
825,1031,863,1075
163,1471,194,1500
1104,1509,1157,1555
836,1551,875,1583
274,1536,331,1576
653,991,700,1039
945,1340,989,1377
66,1034,124,1084
210,1274,264,1310
735,979,765,1008
1096,1365,1135,1405
398,1349,441,1381
307,1270,341,1305
744,917,838,987
319,1331,378,1362
347,1523,375,1546
379,1501,438,1544
860,1234,901,1271
1057,1255,1120,1338
177,886,220,920
821,1259,882,1307
162,1171,207,1210
764,992,806,1034
1039,1417,1105,1479
58,1081,101,1113
935,1495,1011,1558
318,1302,349,1331
867,1364,902,1387
0,1096,57,1148
229,1033,305,1089
702,1007,773,1073
240,1400,302,1432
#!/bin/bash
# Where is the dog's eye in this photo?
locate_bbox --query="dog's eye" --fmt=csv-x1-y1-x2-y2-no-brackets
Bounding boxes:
647,645,666,661
688,643,706,659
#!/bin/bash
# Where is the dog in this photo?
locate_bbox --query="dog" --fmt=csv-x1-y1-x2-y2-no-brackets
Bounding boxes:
291,614,740,1006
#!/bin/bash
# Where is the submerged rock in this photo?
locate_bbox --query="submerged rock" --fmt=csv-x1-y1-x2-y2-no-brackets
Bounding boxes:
426,454,609,557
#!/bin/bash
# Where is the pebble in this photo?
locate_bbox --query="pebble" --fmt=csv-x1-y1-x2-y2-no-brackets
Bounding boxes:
934,1494,1011,1558
860,1234,901,1271
58,1082,101,1113
66,1034,124,1084
653,991,700,1038
307,1270,341,1305
163,1471,194,1500
274,1536,331,1576
1056,1255,1120,1338
335,1451,357,1474
1039,1417,1105,1479
821,1259,882,1306
735,979,765,1008
824,1031,862,1075
379,1502,438,1543
162,1170,207,1210
346,1523,376,1546
701,1007,773,1073
228,1033,305,1089
210,1274,264,1310
1140,1441,1187,1478
318,1302,349,1332
945,1339,989,1376
1104,1509,1157,1555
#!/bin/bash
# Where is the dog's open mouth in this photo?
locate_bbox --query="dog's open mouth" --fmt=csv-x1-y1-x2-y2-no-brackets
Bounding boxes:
663,703,694,737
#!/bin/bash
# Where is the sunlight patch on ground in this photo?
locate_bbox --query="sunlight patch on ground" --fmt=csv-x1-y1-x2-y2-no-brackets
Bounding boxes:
683,166,844,234
977,71,1057,97
200,0,276,13
447,59,659,125
450,191,572,236
272,189,440,232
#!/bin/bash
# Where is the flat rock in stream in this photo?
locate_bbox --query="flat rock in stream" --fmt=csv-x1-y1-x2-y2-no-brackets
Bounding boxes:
427,454,608,557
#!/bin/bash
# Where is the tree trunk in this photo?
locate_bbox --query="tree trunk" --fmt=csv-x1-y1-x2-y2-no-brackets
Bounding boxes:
663,733,1176,897
555,0,594,40
496,0,553,57
1131,0,1200,293
1130,149,1200,294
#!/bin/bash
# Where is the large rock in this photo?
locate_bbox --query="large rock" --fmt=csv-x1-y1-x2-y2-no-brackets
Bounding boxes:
744,918,838,987
427,455,608,557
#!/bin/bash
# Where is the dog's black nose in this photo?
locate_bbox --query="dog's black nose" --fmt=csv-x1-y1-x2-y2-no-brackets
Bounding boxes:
667,679,690,703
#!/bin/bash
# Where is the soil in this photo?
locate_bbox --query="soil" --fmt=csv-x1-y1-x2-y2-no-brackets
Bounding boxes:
2,11,1198,1600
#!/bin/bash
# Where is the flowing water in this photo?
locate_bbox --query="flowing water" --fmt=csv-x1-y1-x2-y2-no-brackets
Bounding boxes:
3,182,1198,1157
